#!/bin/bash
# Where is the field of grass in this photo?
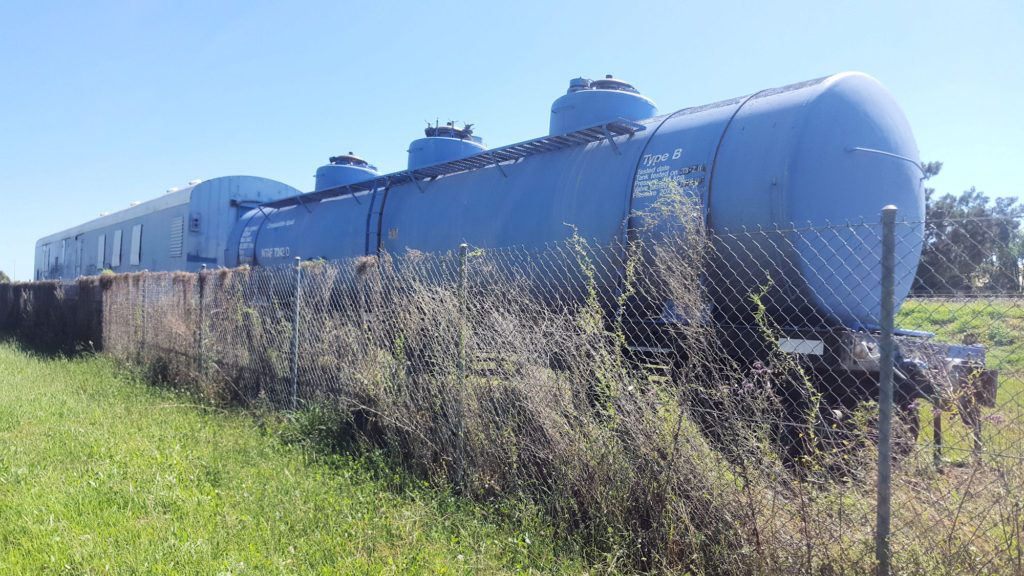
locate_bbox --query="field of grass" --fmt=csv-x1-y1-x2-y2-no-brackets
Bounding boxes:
897,296,1024,376
896,297,1024,463
0,339,591,575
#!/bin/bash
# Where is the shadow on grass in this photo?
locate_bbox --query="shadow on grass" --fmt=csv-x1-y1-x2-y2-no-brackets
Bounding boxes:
0,329,97,359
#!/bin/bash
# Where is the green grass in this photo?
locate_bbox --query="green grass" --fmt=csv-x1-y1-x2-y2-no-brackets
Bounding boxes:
0,340,589,575
896,297,1024,463
897,297,1024,376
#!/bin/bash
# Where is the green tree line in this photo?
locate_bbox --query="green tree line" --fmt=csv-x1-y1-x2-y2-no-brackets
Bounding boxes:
912,162,1024,294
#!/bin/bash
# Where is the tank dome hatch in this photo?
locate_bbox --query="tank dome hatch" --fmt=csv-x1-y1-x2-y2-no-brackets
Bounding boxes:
590,76,640,92
549,74,657,136
328,153,372,166
315,151,380,193
407,121,488,171
423,122,482,141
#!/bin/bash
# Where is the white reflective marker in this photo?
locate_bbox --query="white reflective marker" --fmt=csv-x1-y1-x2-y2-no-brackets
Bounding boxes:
778,338,824,355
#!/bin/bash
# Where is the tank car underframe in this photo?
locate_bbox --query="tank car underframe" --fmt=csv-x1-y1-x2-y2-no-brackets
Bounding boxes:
623,319,997,447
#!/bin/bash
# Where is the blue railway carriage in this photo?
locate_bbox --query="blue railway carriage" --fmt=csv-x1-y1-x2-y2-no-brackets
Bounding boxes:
34,176,300,280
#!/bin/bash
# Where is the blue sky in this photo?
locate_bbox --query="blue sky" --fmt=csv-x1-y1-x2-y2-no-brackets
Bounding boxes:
1,0,1021,280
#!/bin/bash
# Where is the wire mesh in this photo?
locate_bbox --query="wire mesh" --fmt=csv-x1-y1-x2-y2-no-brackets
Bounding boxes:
4,211,1024,574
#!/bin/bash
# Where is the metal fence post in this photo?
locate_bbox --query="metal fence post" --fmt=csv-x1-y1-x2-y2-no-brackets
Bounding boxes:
932,393,943,466
139,273,146,361
291,257,302,411
196,265,206,379
877,205,897,576
454,243,468,493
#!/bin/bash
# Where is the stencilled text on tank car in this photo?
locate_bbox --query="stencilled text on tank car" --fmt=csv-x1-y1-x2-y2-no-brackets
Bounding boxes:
633,150,707,199
641,148,683,166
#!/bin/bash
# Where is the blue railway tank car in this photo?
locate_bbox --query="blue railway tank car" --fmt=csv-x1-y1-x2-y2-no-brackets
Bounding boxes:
33,71,995,424
229,72,924,332
35,176,301,280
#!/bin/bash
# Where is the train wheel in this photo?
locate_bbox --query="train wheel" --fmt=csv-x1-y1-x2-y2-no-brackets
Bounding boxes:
893,402,921,456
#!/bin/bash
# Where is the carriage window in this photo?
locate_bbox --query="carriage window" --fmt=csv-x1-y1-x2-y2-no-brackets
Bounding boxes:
130,224,142,266
97,235,106,268
112,230,122,267
170,216,184,257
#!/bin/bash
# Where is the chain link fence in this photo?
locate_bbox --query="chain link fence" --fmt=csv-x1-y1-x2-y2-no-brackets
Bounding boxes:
2,210,1022,574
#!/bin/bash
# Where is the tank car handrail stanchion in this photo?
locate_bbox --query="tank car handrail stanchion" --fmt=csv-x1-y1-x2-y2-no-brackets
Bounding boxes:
291,257,301,411
454,243,469,494
876,205,898,576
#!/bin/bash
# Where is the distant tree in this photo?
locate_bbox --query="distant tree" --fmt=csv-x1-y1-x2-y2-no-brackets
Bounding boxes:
920,161,943,184
0,270,9,283
912,163,1024,294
